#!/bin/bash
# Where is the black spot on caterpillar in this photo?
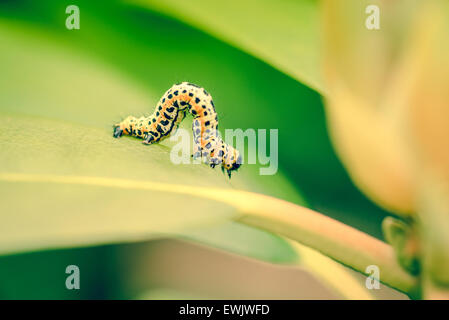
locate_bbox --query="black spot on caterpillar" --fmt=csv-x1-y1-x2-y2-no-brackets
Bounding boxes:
113,82,242,178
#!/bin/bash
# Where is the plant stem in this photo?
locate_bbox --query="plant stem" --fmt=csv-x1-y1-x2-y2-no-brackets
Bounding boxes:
206,189,418,294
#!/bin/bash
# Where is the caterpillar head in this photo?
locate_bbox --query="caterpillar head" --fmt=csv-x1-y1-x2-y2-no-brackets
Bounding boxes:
222,146,242,178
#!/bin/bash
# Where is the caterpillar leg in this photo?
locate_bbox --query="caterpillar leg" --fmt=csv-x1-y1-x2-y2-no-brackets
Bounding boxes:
192,118,203,160
113,125,124,138
113,115,138,138
142,132,158,145
207,138,222,169
192,118,214,162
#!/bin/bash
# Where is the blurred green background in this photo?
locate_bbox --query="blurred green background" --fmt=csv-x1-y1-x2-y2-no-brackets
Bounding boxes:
0,0,401,299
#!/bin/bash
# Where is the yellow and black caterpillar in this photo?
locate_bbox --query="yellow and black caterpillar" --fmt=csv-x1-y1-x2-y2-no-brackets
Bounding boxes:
113,82,242,177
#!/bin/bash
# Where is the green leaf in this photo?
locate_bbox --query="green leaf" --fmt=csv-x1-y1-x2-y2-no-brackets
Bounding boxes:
0,113,235,253
131,0,323,93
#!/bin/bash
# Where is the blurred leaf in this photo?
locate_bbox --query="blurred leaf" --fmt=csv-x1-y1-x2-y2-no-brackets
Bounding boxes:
399,0,449,294
126,238,374,300
287,240,375,299
138,288,209,300
321,0,449,297
0,246,121,299
180,222,298,264
132,0,324,93
321,0,415,215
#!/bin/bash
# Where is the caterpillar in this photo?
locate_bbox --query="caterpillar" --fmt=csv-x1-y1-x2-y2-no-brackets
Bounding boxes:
113,82,242,178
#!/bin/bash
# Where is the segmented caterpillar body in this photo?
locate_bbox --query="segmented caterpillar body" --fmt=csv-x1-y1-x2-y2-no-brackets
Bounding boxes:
113,82,242,177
